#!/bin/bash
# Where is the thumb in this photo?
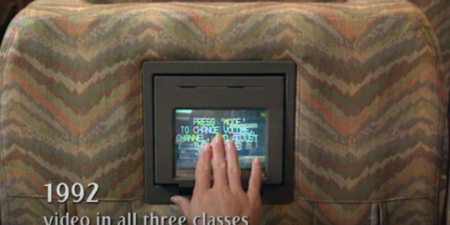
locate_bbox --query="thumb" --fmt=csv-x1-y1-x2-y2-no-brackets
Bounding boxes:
171,196,191,216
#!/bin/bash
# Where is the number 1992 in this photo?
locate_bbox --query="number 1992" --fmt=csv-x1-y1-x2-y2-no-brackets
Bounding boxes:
44,183,99,203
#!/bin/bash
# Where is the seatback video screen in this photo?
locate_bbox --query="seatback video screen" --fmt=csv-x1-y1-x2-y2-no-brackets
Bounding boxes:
175,109,267,169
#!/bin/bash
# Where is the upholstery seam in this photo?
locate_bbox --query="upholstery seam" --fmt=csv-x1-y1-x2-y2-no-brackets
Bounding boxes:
297,194,437,204
22,1,426,19
412,5,448,221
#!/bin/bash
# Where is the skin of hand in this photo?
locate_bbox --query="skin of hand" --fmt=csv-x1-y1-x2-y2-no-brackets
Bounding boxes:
171,134,263,225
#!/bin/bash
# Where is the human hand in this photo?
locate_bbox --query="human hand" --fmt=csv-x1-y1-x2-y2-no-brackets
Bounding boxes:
171,134,263,225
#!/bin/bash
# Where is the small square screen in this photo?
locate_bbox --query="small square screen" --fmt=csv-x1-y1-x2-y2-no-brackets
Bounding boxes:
175,109,267,170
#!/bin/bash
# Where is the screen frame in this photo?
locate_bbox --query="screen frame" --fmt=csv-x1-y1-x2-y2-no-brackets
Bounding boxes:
143,61,296,204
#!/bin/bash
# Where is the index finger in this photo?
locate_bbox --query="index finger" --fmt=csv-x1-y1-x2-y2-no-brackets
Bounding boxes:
194,143,212,193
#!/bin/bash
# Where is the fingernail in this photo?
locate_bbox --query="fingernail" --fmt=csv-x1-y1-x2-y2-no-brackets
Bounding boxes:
170,196,178,203
214,133,222,144
226,140,233,150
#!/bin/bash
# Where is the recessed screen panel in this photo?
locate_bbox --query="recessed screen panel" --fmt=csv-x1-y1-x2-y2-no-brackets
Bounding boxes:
175,109,267,170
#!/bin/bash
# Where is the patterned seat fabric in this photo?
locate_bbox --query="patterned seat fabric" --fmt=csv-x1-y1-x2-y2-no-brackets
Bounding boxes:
0,0,448,224
408,1,450,223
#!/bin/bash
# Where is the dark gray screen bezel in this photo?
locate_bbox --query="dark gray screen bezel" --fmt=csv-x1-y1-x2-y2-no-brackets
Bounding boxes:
143,61,296,204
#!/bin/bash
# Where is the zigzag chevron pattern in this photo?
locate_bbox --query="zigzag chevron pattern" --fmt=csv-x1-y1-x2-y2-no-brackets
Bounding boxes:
0,0,447,224
410,0,450,223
